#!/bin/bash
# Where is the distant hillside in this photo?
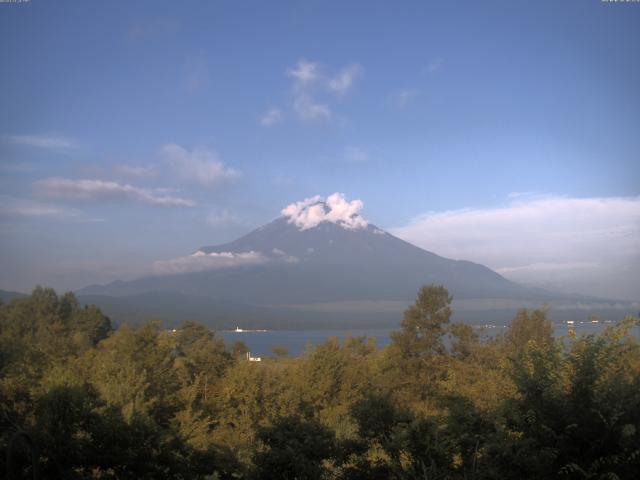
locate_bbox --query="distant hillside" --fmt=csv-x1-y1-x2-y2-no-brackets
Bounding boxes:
0,289,27,303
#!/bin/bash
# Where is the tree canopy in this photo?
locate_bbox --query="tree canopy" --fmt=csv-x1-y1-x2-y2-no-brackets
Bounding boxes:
1,286,638,479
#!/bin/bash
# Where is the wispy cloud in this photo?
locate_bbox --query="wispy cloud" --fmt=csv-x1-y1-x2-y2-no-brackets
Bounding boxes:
390,89,420,108
259,107,283,127
152,250,267,275
292,94,331,121
506,191,542,200
283,59,363,122
161,144,241,186
3,134,77,150
497,262,600,274
287,59,321,86
34,177,196,208
391,195,640,299
328,64,362,95
114,164,158,178
0,195,81,219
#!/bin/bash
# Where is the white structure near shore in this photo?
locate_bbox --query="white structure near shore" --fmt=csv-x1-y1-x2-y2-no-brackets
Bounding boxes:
246,352,261,362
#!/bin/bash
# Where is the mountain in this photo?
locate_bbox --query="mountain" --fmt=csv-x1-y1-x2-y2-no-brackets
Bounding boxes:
79,217,542,303
77,196,635,328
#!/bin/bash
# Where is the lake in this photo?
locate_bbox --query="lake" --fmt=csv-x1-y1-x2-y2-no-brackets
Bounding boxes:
218,321,639,357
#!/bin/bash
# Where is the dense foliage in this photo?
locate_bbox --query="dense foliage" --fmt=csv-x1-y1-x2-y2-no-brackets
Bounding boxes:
1,286,639,479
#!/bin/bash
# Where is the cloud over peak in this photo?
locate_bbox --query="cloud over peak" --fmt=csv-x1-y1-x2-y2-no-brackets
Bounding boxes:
282,193,368,231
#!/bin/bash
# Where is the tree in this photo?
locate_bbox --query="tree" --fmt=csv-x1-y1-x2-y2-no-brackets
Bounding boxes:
505,308,554,355
386,285,452,403
31,385,97,478
391,284,452,358
347,393,451,480
252,415,336,480
449,322,479,360
231,340,249,358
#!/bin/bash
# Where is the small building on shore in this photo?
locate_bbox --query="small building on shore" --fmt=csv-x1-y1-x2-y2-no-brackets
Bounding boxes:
246,352,261,362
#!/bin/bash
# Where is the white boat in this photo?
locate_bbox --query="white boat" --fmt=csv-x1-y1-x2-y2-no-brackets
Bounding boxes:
232,326,269,333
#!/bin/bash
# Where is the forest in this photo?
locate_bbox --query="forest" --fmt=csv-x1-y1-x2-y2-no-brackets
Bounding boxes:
1,285,639,479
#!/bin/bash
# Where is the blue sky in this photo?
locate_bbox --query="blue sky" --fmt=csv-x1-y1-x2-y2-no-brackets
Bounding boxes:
1,0,639,299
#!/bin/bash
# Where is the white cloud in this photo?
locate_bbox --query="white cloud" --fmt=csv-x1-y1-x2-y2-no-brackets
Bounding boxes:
391,195,640,300
284,59,362,122
506,191,541,199
34,177,196,208
152,250,267,275
3,134,77,150
390,89,420,108
161,143,241,186
343,146,368,163
286,59,320,87
292,94,331,121
282,192,368,231
328,64,362,95
271,248,300,263
259,108,283,126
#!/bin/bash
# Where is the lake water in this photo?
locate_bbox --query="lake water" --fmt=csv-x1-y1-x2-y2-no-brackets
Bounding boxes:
219,321,639,357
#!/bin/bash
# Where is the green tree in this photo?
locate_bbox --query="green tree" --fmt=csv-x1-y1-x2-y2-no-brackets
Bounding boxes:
391,284,452,358
505,308,554,355
253,415,336,480
386,285,453,405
